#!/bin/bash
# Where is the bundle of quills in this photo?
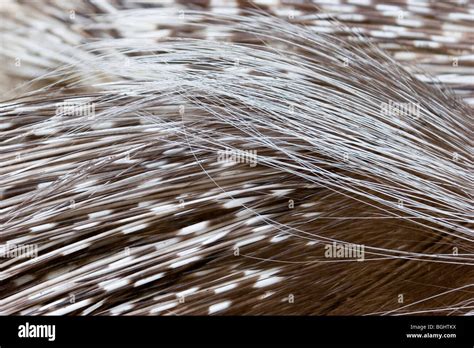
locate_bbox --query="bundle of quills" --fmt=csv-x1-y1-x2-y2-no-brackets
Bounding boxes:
0,0,472,316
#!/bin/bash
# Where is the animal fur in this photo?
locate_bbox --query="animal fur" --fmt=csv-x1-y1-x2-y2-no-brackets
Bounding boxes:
0,0,473,315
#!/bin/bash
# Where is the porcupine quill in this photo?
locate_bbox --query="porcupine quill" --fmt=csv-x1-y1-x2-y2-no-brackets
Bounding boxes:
0,0,473,316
